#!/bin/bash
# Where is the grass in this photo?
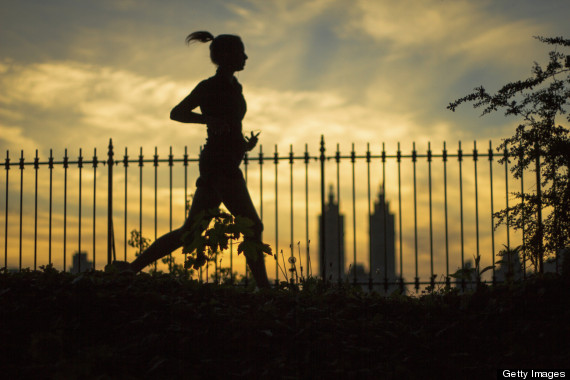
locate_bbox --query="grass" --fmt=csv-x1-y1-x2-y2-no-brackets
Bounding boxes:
0,267,569,379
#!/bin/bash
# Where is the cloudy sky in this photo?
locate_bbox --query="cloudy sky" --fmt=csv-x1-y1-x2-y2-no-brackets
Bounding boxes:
2,0,569,156
1,0,569,277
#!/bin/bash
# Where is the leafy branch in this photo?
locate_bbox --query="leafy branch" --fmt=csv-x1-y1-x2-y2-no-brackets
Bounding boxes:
449,35,570,273
181,208,272,271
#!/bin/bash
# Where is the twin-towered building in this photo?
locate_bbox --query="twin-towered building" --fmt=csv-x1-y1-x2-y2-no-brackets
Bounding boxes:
318,185,398,291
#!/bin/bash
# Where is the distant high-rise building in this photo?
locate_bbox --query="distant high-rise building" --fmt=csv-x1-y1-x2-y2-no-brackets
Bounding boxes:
369,186,396,290
318,185,345,282
454,260,477,291
70,251,92,274
495,248,523,283
347,263,368,284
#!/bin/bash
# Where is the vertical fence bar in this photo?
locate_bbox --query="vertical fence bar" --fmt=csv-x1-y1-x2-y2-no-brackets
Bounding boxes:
520,144,526,278
78,148,83,273
49,150,53,265
412,143,418,291
93,149,98,269
504,146,510,251
504,145,512,276
458,141,464,288
350,143,356,284
184,146,188,271
4,151,8,270
169,147,173,232
335,144,341,282
153,147,158,272
489,141,495,283
428,142,434,287
274,144,279,283
139,147,143,265
19,150,24,271
304,144,310,277
289,145,294,263
535,142,544,274
319,136,326,282
443,142,449,286
366,143,372,290
123,148,128,262
382,143,387,292
473,141,479,281
397,143,403,291
107,141,114,268
259,144,264,239
259,145,264,284
169,147,173,271
34,150,39,270
242,152,249,285
351,143,356,284
198,146,203,282
63,149,68,272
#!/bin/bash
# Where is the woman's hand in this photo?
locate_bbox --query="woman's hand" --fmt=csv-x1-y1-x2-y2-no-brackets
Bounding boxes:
244,131,260,151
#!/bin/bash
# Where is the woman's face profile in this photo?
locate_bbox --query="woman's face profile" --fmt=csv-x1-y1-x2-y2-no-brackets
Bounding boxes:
220,40,248,71
235,47,248,71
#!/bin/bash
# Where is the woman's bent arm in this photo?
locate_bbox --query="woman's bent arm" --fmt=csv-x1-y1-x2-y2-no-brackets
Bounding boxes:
170,83,208,124
170,107,208,124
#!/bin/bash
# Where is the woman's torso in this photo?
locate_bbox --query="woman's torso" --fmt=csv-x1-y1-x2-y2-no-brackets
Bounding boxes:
197,73,247,175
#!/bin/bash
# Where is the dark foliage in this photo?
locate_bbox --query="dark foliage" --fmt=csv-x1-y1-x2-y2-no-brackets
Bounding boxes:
1,269,568,378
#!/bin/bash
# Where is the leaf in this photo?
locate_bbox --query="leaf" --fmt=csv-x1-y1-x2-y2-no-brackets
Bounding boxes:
479,265,495,276
182,232,205,255
184,257,196,269
193,253,207,269
237,240,259,262
260,243,272,255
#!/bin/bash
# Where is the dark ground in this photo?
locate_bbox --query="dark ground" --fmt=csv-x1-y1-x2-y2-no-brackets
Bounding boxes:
1,269,568,379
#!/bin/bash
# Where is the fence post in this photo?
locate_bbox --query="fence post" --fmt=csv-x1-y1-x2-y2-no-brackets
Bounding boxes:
107,139,114,267
535,141,543,274
319,135,326,282
4,151,9,271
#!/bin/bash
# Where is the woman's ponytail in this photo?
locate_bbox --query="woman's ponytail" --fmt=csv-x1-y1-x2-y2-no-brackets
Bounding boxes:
185,31,214,45
185,31,242,67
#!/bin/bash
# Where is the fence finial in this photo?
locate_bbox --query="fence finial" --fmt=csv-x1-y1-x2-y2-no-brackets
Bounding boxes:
107,138,115,267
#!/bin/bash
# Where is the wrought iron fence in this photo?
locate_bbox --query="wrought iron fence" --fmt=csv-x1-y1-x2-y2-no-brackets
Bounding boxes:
1,136,545,292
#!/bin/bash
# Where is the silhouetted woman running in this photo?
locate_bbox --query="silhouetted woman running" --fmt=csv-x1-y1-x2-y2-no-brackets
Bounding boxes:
120,31,270,288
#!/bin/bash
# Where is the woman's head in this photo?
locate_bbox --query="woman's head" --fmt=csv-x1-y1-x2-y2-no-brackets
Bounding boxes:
186,31,247,71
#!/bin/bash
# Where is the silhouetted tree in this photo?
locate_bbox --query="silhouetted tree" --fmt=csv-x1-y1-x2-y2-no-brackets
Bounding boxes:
448,36,570,274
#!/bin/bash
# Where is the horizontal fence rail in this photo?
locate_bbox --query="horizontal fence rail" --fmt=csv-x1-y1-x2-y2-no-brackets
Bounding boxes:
1,136,554,293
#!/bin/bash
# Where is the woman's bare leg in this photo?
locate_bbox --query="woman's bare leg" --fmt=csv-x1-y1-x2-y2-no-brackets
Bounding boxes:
216,175,270,288
129,172,270,288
